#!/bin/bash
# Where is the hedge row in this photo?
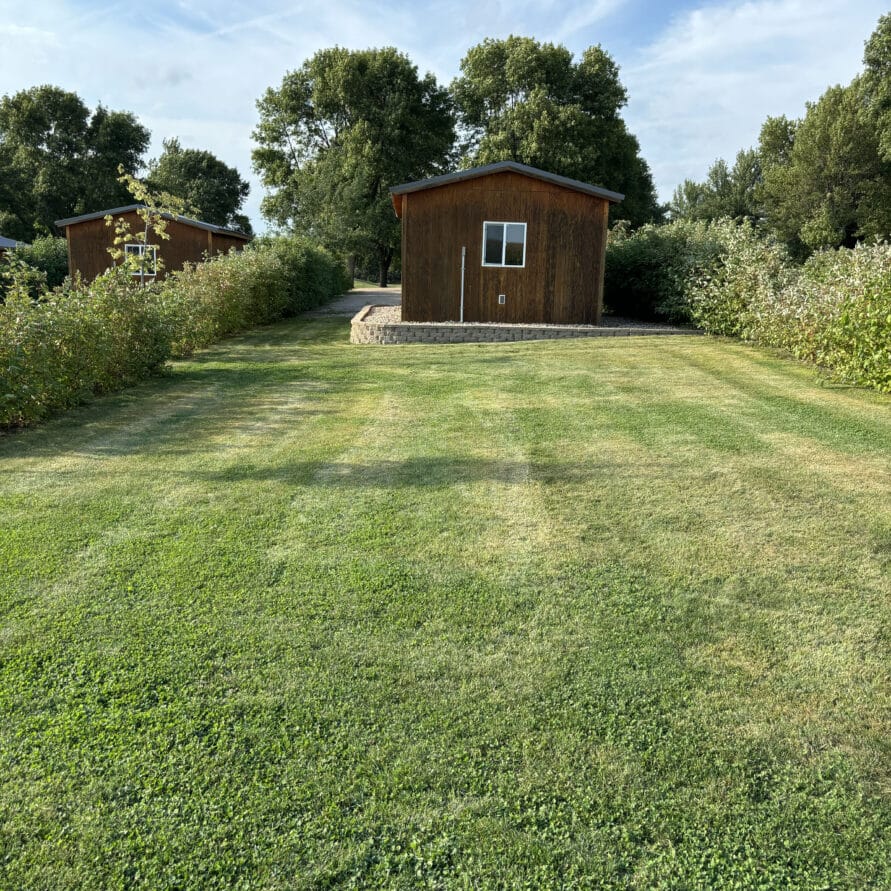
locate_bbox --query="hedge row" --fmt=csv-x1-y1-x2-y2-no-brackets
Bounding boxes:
603,220,728,323
605,220,891,393
0,238,350,428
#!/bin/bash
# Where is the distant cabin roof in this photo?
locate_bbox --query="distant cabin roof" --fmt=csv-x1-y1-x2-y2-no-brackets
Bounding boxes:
55,205,252,241
0,235,27,249
389,161,625,217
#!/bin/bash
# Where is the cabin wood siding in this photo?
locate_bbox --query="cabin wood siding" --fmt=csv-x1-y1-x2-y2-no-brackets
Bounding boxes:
400,171,609,324
64,211,247,282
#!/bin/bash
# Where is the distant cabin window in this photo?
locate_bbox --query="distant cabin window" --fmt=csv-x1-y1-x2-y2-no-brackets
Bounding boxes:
482,222,526,267
124,243,158,276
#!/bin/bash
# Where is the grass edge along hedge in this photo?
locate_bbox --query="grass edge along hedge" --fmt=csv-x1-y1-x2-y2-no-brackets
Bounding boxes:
605,219,891,393
0,237,350,428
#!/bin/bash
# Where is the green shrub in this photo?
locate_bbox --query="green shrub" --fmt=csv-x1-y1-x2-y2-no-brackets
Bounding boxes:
0,268,171,427
604,220,727,322
688,231,891,391
1,237,349,428
265,236,352,314
688,222,796,338
781,244,891,391
16,236,69,289
608,218,890,393
0,250,49,302
162,236,350,358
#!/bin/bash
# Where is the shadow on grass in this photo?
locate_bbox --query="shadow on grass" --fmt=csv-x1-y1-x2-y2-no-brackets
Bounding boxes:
187,456,659,488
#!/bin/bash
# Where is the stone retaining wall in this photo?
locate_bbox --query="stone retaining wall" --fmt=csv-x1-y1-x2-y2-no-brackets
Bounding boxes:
350,305,695,345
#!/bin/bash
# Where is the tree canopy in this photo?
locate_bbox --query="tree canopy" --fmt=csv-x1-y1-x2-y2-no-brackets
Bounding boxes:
252,47,455,285
147,138,252,234
671,14,891,255
0,86,255,242
758,82,891,253
451,36,662,226
863,12,891,162
0,86,149,241
669,150,761,223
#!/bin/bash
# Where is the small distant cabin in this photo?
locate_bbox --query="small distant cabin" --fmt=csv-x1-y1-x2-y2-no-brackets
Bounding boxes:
55,205,251,282
0,235,27,257
390,161,623,325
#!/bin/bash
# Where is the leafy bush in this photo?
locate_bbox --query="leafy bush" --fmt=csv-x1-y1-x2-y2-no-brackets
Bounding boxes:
687,222,796,337
0,268,171,427
1,237,349,427
608,218,890,393
162,237,350,357
0,250,49,302
604,220,727,322
16,236,69,289
758,244,891,392
687,227,890,393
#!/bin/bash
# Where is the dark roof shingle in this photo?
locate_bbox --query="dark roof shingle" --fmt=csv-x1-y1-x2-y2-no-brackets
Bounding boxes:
55,205,251,240
389,161,625,203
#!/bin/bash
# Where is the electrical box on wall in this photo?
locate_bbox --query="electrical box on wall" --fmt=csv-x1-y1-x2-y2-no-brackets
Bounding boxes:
498,294,506,305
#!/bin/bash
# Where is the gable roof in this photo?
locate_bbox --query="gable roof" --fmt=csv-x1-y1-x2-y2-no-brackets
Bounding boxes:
389,161,625,212
55,205,251,241
0,235,27,249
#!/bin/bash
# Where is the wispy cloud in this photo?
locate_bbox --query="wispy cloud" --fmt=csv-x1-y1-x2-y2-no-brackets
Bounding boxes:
0,22,59,41
0,0,885,226
549,0,628,43
622,0,887,202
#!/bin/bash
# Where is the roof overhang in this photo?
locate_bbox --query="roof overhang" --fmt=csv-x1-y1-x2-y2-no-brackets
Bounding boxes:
55,205,252,241
389,160,625,218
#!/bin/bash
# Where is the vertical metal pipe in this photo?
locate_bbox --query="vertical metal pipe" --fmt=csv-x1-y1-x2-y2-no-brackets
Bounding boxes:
460,246,466,323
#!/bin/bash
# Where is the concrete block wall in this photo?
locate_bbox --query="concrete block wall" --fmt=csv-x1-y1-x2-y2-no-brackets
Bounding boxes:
349,306,693,345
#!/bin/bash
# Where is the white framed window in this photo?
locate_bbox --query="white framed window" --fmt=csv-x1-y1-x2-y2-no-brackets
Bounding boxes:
482,221,526,268
124,243,158,276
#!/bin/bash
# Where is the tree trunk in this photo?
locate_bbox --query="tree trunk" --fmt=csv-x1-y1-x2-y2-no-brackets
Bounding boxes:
378,246,393,288
347,254,356,286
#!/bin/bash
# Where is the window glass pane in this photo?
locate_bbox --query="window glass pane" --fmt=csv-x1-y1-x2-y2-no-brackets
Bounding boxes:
125,243,157,275
484,223,504,264
504,224,525,266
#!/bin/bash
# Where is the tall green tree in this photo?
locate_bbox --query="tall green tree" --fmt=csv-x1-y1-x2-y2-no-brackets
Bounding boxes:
0,145,31,242
147,138,252,233
758,82,891,253
757,115,797,169
253,47,455,285
682,15,891,255
82,104,153,212
669,150,761,222
451,36,662,226
0,86,149,240
862,13,891,161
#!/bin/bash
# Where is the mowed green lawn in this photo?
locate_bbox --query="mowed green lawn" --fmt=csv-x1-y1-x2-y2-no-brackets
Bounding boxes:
1,318,889,889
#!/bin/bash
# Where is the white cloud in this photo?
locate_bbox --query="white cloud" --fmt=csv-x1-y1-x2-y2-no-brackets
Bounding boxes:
0,0,885,225
549,0,628,43
622,0,888,203
0,23,59,42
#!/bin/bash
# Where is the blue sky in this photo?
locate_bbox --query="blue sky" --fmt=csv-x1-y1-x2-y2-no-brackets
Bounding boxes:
0,0,886,230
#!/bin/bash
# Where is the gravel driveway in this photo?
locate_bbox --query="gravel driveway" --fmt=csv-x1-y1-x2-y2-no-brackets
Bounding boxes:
307,287,401,317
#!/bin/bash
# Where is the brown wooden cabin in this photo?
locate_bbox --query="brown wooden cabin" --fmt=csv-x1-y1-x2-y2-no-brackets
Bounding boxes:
390,161,623,325
55,205,251,282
